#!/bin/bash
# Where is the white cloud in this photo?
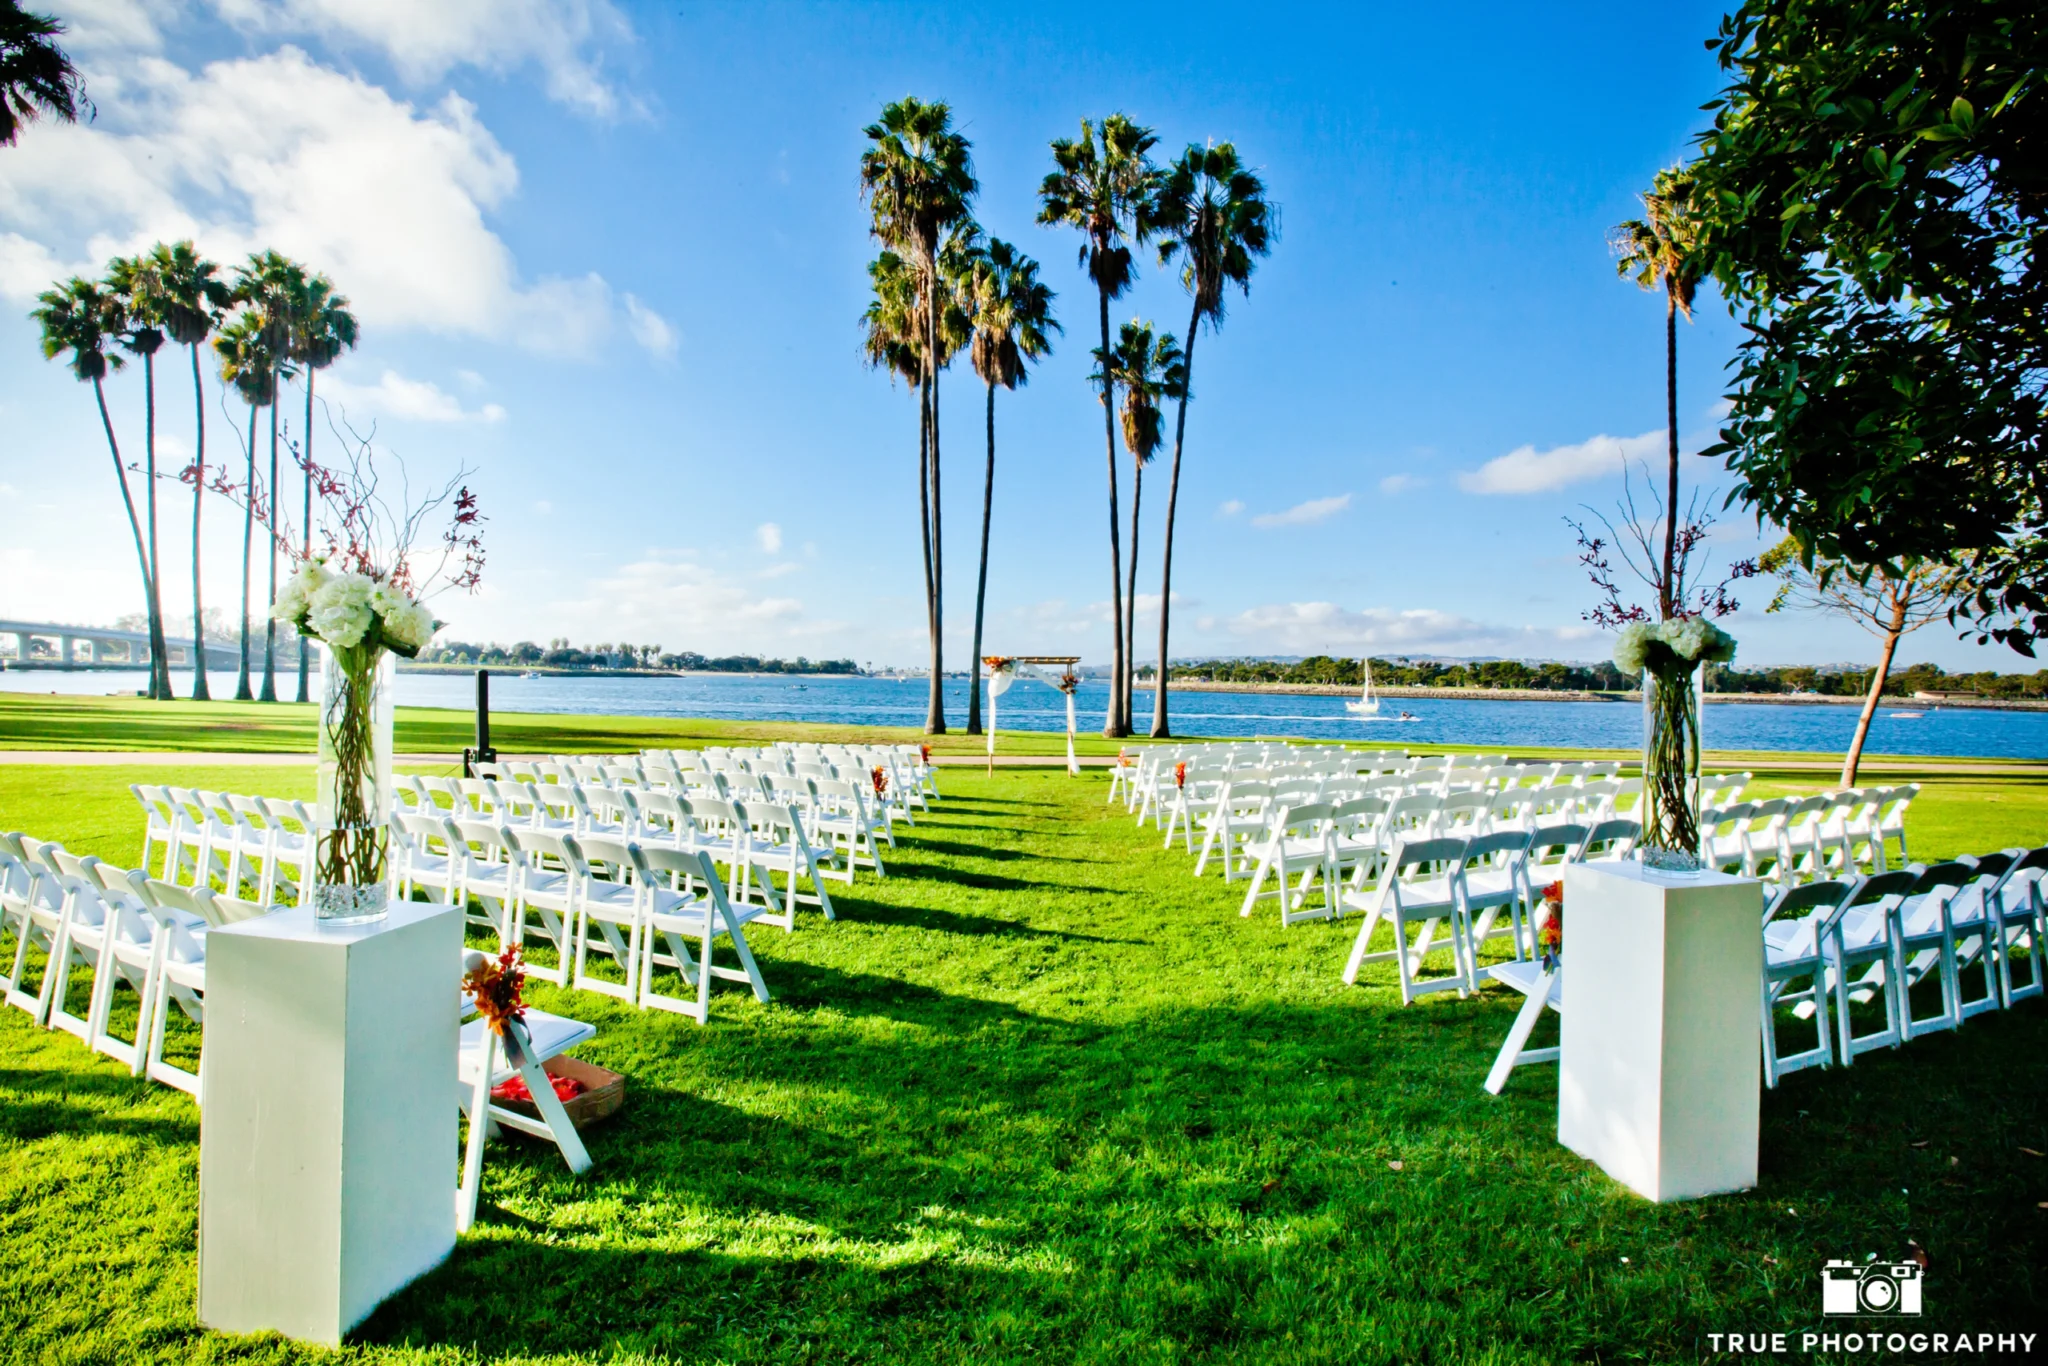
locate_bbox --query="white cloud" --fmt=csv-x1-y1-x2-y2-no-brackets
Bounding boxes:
755,522,783,554
1379,473,1423,496
1251,493,1352,528
563,551,805,644
1459,429,1662,495
0,47,633,355
0,232,80,302
1217,499,1244,517
1196,601,1600,655
51,0,169,52
209,0,636,117
622,293,678,357
319,368,505,423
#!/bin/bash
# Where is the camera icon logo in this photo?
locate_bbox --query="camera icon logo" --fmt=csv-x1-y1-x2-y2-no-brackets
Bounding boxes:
1821,1259,1923,1316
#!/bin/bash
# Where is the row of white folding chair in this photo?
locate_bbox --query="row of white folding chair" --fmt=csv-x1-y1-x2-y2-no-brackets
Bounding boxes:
1340,822,1642,1005
1,832,268,1097
1757,848,2047,1085
131,785,317,905
1701,785,1918,883
391,814,774,1021
399,784,845,929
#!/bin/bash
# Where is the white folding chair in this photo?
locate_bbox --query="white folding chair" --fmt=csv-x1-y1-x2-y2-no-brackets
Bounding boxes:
456,986,595,1232
1481,958,1561,1094
1341,837,1475,1004
1759,879,1851,1087
1238,801,1337,925
626,844,772,1022
1819,869,1920,1065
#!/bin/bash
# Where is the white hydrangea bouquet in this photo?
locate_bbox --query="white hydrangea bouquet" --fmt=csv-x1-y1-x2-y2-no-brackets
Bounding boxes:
272,562,443,920
254,441,484,921
1613,616,1738,872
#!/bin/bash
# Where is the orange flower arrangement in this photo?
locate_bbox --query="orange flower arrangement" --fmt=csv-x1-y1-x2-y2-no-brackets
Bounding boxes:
920,743,932,764
872,765,889,797
1057,670,1080,694
1536,881,1563,964
463,945,528,1038
1174,761,1188,789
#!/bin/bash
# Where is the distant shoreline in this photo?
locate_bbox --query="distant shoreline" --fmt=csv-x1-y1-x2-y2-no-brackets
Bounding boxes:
1135,678,2048,712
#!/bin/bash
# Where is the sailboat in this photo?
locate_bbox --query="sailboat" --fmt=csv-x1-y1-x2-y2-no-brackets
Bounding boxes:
1344,658,1383,717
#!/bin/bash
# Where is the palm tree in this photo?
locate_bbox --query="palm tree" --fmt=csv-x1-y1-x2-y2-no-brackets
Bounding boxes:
149,240,228,700
1149,142,1275,736
106,253,175,700
33,278,160,684
958,238,1058,734
865,247,964,693
233,251,304,702
213,309,283,702
1094,320,1186,716
860,96,976,735
0,0,86,146
1611,166,1701,620
287,272,358,702
1037,114,1163,737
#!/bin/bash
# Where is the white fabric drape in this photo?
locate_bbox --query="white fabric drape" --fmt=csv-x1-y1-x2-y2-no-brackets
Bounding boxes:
985,663,1078,775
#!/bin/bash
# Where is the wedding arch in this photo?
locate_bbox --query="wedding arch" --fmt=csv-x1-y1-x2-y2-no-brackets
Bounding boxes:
982,655,1082,775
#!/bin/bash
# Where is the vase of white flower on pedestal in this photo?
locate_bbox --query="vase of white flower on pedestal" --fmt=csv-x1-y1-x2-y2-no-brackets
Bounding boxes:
1613,616,1737,873
274,562,440,922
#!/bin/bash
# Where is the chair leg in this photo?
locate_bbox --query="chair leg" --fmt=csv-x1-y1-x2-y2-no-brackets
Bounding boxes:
1484,972,1555,1095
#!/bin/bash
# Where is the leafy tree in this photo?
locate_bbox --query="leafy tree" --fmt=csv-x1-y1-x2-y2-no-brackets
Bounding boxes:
1760,537,1961,783
148,241,230,699
287,271,358,701
1610,166,1702,619
1148,142,1275,736
32,278,161,699
105,254,174,699
1687,0,2047,651
1039,114,1164,737
213,309,287,701
0,0,85,146
860,97,977,734
1093,319,1185,718
956,237,1058,733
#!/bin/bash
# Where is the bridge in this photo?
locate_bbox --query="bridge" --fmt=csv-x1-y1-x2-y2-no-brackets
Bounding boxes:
0,619,289,672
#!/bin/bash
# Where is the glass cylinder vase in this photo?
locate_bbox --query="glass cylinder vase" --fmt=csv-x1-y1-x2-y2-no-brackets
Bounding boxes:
1639,663,1704,873
314,642,395,922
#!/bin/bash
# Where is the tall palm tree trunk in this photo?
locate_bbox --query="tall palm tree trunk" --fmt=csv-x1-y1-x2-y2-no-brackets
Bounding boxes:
187,345,211,700
235,402,255,701
925,290,946,734
967,378,996,734
91,376,158,688
1660,293,1678,618
1124,458,1143,724
297,373,314,703
916,374,940,730
141,351,172,699
1152,305,1201,737
259,401,280,702
1843,605,1905,787
1097,287,1127,737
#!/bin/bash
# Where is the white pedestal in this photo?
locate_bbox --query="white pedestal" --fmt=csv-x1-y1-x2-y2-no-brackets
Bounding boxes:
198,900,461,1344
1557,862,1762,1202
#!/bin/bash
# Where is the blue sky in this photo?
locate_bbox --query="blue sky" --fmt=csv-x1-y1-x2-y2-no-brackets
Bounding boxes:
0,0,2014,672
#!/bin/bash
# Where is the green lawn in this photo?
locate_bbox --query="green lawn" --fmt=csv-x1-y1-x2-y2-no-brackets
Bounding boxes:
0,761,2043,1364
